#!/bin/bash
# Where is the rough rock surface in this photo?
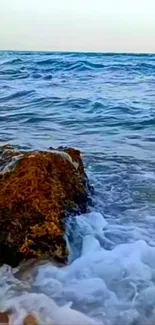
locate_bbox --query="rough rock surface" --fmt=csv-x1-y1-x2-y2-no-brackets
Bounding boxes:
0,145,92,267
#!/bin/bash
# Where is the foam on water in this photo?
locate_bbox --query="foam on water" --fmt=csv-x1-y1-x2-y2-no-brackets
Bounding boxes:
1,212,155,325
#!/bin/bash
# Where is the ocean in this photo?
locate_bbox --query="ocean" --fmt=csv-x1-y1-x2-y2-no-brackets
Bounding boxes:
0,51,155,325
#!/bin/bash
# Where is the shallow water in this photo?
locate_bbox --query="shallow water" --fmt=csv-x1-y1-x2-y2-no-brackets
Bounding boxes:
0,51,155,324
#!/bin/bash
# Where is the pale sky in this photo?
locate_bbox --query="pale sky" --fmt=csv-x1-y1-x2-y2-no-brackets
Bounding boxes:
0,0,155,53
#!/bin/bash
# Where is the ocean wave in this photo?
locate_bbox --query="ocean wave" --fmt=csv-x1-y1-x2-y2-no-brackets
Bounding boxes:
34,58,105,71
0,58,23,65
0,90,35,102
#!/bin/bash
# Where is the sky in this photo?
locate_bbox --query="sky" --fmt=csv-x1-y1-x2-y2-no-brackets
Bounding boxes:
0,0,155,53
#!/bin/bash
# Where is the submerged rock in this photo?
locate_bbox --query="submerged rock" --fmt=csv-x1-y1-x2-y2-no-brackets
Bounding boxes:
0,145,92,267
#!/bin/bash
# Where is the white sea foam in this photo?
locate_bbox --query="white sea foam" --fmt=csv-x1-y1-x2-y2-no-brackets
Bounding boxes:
1,212,155,324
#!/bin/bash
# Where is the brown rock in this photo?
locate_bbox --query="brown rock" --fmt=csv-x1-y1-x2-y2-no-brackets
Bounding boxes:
24,315,38,325
0,312,9,324
0,145,92,267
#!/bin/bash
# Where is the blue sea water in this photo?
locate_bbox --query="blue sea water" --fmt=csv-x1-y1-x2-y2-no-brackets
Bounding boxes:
0,51,155,325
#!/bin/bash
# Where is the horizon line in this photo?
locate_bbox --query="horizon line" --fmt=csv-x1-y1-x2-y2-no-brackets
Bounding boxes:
0,49,155,55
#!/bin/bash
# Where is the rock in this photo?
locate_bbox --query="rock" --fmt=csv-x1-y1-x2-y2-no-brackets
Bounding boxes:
0,312,9,324
0,145,92,267
0,312,38,325
24,315,38,325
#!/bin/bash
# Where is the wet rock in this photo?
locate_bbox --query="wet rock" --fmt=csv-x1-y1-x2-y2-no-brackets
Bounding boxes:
0,145,92,267
0,312,9,324
24,315,38,325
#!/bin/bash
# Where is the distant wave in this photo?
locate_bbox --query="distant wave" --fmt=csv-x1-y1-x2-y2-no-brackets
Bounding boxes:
0,51,154,151
34,58,105,71
0,53,154,80
0,58,23,66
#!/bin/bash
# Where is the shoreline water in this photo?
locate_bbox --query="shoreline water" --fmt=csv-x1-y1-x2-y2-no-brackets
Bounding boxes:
0,51,155,324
